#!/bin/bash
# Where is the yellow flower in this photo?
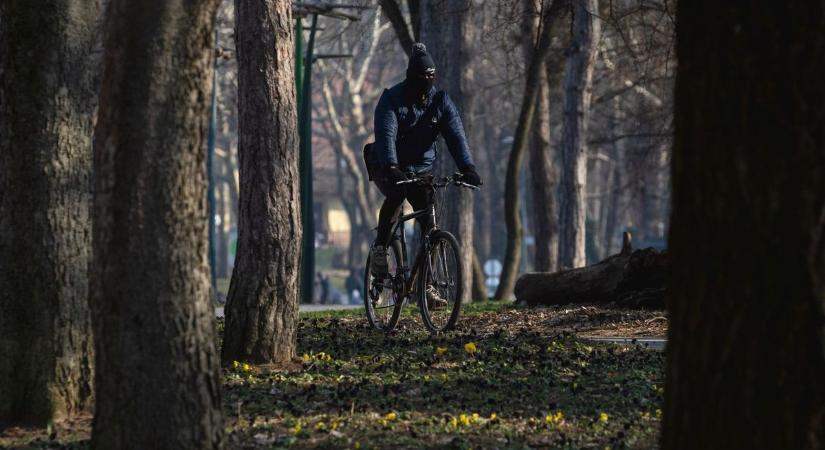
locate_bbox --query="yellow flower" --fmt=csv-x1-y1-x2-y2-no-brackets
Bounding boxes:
354,442,361,449
292,423,302,434
489,413,497,421
315,421,326,431
472,413,479,421
385,411,397,421
459,413,471,426
424,375,431,381
233,360,239,369
464,342,477,354
440,373,448,381
330,420,339,430
655,409,662,418
545,410,563,425
436,346,448,355
302,353,311,363
599,412,609,423
449,417,458,429
242,363,251,372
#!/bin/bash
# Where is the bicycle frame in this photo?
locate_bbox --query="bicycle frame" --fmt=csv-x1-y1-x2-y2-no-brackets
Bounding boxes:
388,205,437,301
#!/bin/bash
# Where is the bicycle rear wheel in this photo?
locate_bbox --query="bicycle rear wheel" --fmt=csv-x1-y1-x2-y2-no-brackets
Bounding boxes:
364,239,404,331
418,230,463,333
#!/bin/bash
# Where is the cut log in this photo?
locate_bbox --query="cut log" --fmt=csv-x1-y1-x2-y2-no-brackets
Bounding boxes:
515,233,667,309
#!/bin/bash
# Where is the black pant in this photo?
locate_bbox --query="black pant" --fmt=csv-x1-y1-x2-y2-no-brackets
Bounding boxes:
375,174,435,247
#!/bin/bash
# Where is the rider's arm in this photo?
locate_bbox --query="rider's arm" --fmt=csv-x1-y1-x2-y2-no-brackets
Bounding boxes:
374,91,399,168
439,93,475,170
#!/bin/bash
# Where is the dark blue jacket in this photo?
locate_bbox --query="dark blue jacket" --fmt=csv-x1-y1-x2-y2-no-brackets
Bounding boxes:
373,80,474,173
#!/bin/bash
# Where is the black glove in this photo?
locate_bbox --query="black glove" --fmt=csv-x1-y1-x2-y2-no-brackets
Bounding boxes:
460,165,482,186
387,165,408,184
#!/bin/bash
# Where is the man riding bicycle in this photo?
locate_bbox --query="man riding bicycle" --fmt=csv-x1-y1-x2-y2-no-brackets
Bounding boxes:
366,42,481,278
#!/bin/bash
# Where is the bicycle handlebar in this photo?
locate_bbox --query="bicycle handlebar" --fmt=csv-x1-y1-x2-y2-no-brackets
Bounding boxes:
396,173,481,190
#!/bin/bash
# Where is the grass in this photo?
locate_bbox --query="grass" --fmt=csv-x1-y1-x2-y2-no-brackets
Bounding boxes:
1,302,666,449
226,302,665,449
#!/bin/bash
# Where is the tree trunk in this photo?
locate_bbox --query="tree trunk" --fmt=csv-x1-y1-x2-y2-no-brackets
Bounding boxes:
420,0,475,302
472,251,488,301
0,0,98,425
379,0,415,57
221,0,301,366
217,159,230,279
90,0,223,448
493,2,559,300
524,0,560,273
663,2,825,449
558,0,600,269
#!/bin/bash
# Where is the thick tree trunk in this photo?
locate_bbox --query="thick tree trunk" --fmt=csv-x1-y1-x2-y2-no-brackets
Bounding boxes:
493,2,559,300
558,0,600,269
663,2,825,449
90,1,223,448
420,0,475,302
0,0,98,425
221,0,301,366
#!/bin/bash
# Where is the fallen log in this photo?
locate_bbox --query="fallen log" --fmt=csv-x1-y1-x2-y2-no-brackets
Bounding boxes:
514,232,667,309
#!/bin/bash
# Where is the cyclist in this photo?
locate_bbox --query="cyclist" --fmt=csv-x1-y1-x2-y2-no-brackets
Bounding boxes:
366,42,481,279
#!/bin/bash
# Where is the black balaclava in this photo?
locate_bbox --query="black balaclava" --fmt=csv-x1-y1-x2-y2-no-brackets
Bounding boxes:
406,42,436,99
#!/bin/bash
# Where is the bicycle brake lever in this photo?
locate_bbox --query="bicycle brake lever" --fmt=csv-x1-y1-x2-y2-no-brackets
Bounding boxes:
455,181,480,190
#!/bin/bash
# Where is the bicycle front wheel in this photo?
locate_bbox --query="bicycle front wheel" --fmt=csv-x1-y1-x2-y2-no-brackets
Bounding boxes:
418,230,463,333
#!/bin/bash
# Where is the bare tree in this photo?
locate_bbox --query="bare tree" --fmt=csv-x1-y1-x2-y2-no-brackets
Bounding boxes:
494,1,560,300
558,0,601,269
379,0,419,57
524,0,562,272
221,0,301,366
0,0,99,425
315,9,391,269
91,0,223,447
663,1,825,449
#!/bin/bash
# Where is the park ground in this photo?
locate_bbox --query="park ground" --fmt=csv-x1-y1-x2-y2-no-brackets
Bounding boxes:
1,302,666,449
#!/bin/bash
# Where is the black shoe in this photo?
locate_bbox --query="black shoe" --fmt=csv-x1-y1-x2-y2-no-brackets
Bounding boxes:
370,245,389,278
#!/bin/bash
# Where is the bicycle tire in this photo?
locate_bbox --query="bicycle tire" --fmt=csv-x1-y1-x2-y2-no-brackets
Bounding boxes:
364,239,405,332
418,230,463,333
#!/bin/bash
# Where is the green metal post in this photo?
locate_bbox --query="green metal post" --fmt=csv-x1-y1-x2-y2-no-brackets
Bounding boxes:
207,29,219,301
299,14,318,303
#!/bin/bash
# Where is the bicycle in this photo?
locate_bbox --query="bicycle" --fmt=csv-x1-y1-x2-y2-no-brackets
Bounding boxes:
364,173,479,333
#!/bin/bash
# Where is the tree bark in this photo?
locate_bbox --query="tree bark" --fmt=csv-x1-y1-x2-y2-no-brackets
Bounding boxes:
524,0,560,273
217,160,229,279
221,0,301,366
0,0,98,425
379,0,415,57
558,0,600,269
90,0,223,448
472,251,488,301
493,2,559,300
420,0,475,302
663,2,825,449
